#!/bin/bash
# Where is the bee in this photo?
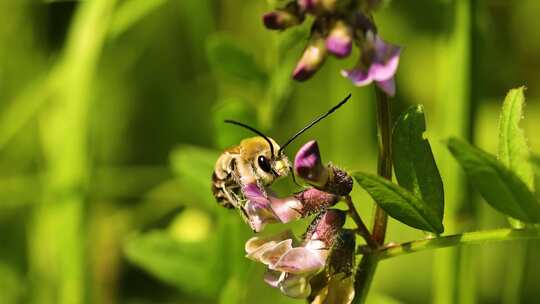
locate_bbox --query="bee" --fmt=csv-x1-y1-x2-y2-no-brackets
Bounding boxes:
212,94,352,229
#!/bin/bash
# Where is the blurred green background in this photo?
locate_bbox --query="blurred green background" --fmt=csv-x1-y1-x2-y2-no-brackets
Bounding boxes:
1,0,540,303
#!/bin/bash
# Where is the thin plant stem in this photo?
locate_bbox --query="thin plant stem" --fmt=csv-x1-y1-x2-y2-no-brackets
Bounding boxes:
376,228,540,260
352,87,393,303
345,195,378,249
372,87,393,243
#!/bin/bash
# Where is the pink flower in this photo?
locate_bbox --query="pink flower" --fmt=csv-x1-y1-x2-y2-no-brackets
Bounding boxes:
245,210,346,298
243,183,339,232
341,31,401,97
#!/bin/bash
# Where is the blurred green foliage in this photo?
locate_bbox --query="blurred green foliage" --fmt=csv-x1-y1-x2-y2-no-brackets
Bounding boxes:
1,0,540,303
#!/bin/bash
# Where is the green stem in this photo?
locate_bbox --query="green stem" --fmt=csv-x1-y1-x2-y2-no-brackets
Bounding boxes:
376,228,540,260
352,87,393,303
372,87,393,242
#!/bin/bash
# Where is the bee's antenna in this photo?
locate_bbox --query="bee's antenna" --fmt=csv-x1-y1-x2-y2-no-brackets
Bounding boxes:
278,93,352,155
224,120,275,158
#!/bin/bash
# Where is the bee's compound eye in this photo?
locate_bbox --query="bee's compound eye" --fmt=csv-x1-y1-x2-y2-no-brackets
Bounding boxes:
257,155,272,173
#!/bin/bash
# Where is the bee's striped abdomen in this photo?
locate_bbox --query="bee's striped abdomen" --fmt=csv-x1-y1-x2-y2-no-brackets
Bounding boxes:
212,172,235,209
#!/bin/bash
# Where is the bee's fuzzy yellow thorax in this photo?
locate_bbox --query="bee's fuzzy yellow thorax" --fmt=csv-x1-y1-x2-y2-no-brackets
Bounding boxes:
239,137,280,160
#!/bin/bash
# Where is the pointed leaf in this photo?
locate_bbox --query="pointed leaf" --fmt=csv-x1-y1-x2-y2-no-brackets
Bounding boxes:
447,138,540,222
206,34,268,85
498,86,534,190
392,104,444,220
353,172,444,234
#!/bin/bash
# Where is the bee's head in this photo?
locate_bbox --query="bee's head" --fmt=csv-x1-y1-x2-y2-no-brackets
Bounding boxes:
239,137,290,185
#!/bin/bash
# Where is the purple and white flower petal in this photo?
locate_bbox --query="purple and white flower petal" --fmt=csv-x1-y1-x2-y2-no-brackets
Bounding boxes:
341,32,401,97
294,140,328,186
245,230,297,261
370,35,401,81
272,246,327,274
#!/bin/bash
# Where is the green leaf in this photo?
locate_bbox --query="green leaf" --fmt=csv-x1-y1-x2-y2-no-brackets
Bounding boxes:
392,104,444,221
353,172,444,234
206,34,268,85
213,98,258,149
447,138,540,222
124,231,221,297
498,86,534,190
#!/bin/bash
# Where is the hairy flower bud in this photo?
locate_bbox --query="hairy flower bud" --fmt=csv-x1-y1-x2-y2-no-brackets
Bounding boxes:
293,37,327,81
325,164,353,196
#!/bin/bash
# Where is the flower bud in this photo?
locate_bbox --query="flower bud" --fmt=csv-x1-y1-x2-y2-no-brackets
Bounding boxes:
295,141,353,196
263,2,304,30
292,37,327,81
263,10,302,30
326,21,352,58
295,140,328,187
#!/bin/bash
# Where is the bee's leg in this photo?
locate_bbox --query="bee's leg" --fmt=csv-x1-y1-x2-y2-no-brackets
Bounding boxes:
237,205,255,232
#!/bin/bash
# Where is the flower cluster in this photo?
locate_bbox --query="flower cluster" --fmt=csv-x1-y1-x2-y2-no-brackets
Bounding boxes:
240,141,356,302
245,210,355,300
262,0,401,96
